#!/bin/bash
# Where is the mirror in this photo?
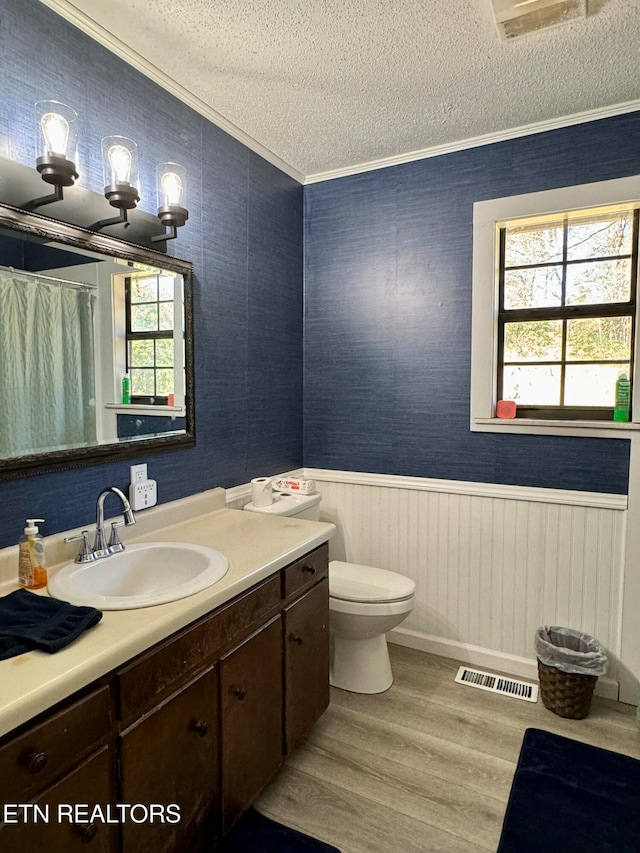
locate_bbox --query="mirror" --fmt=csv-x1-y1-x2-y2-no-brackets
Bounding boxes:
0,202,194,480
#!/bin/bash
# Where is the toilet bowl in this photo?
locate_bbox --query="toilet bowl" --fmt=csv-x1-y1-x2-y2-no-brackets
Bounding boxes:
329,560,415,694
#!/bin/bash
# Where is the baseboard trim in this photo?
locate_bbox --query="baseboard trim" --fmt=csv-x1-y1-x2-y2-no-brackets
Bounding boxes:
388,626,620,702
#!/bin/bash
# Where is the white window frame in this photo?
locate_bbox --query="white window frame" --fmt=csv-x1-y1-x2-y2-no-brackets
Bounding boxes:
107,271,186,417
471,175,640,439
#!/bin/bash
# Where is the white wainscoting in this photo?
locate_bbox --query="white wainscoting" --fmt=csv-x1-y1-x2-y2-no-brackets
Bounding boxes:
304,469,627,700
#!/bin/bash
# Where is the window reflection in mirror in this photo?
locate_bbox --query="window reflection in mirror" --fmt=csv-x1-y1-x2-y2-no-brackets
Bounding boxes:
0,204,194,479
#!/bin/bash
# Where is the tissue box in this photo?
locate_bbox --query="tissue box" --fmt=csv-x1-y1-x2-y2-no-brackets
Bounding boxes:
273,477,316,495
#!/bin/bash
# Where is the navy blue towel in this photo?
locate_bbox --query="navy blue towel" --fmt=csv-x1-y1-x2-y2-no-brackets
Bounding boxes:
0,588,102,660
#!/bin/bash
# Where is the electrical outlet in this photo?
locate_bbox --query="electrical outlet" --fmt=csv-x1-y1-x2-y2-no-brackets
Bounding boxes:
129,479,157,510
130,464,148,484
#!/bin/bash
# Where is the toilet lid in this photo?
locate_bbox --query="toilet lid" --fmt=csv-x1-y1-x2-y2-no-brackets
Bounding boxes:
329,561,416,603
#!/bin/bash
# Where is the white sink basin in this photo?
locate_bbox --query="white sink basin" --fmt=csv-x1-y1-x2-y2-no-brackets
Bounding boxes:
48,542,229,610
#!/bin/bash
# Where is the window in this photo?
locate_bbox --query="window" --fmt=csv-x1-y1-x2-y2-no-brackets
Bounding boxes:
497,208,638,420
125,272,180,405
471,174,640,437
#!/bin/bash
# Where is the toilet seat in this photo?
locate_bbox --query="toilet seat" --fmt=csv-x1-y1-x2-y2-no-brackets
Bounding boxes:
329,560,416,604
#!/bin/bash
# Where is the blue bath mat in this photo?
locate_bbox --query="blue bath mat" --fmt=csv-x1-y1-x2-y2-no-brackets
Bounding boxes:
497,728,640,852
220,808,340,852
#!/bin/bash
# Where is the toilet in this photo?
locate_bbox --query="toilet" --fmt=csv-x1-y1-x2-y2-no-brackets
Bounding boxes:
329,560,415,694
244,489,416,694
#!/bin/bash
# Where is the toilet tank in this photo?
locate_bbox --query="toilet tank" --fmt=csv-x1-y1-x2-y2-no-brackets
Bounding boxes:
243,491,322,521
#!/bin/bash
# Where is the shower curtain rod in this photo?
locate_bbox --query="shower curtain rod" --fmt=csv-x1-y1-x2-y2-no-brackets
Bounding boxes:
0,264,98,291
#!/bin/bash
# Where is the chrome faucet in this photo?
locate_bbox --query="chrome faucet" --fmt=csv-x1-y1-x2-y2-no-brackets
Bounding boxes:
65,486,136,563
94,486,136,557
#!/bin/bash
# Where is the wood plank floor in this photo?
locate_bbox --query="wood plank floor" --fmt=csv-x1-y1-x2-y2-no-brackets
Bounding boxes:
256,644,640,853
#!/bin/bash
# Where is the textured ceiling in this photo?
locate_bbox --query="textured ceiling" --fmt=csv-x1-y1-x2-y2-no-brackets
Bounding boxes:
58,0,640,179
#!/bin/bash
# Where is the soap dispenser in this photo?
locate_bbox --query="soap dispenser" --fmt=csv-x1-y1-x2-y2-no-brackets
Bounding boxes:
18,518,47,590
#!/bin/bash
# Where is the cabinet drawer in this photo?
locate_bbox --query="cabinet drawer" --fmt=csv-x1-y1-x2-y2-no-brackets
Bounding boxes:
282,543,328,600
0,747,117,852
0,686,111,804
117,574,281,721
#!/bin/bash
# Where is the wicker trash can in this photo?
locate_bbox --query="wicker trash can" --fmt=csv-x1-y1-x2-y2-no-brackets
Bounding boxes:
535,627,608,720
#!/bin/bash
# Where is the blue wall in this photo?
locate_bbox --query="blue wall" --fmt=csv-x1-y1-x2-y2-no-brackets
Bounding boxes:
0,0,303,549
0,0,636,554
303,116,640,493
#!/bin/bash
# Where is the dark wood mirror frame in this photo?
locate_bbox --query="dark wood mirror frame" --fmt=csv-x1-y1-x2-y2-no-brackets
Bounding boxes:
0,201,195,481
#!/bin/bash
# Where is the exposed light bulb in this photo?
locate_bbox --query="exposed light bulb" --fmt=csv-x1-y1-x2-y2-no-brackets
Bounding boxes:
108,144,132,184
161,170,182,206
41,111,69,157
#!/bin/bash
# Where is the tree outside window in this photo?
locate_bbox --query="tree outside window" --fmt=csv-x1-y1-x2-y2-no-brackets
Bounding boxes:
125,273,179,404
497,208,638,420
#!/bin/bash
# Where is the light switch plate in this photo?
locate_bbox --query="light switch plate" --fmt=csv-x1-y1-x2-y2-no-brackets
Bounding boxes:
129,479,157,510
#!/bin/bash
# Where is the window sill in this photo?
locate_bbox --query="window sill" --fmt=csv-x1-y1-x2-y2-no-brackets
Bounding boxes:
472,417,639,439
105,403,185,416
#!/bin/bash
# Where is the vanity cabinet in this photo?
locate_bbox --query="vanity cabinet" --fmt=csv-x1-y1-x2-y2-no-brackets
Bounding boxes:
119,666,219,853
283,578,330,754
220,616,283,831
1,747,117,853
0,542,329,851
0,684,117,853
0,685,112,805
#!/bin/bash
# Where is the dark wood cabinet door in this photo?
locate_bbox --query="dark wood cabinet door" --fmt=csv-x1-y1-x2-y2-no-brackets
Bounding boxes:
119,666,219,853
220,615,283,832
283,578,330,754
0,746,117,853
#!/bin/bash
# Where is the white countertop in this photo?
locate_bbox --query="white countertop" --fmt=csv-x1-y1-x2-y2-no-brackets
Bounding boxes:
0,489,336,739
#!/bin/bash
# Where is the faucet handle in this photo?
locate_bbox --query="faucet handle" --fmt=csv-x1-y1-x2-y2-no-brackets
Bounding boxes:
64,531,96,564
108,521,126,553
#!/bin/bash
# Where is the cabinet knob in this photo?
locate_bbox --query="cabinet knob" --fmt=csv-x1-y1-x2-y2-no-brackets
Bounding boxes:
302,564,316,575
232,686,247,700
79,822,98,844
191,719,209,737
290,634,304,645
25,751,48,774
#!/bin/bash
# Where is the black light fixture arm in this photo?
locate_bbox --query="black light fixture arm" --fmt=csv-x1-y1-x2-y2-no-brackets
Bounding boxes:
26,151,79,210
151,224,178,243
24,183,65,211
92,207,131,231
151,202,188,243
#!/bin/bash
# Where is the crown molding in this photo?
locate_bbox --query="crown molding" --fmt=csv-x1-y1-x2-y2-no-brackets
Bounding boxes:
36,1,640,188
303,99,640,184
37,0,305,185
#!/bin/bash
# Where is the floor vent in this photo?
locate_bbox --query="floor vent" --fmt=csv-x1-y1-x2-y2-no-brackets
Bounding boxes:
455,666,539,703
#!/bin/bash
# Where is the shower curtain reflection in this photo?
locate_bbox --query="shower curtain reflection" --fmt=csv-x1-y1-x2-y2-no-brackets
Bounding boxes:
0,272,97,457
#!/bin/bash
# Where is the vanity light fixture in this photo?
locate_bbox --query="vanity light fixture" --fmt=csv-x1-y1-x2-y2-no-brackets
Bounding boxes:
151,162,189,243
94,135,141,229
27,101,79,209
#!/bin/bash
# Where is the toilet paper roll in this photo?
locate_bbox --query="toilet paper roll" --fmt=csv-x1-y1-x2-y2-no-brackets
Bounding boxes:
251,477,273,507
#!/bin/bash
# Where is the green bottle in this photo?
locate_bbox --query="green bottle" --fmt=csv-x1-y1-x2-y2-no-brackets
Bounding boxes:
614,373,630,422
122,373,131,404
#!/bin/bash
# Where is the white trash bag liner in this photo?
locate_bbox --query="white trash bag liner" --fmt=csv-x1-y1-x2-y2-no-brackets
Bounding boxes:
535,626,608,676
